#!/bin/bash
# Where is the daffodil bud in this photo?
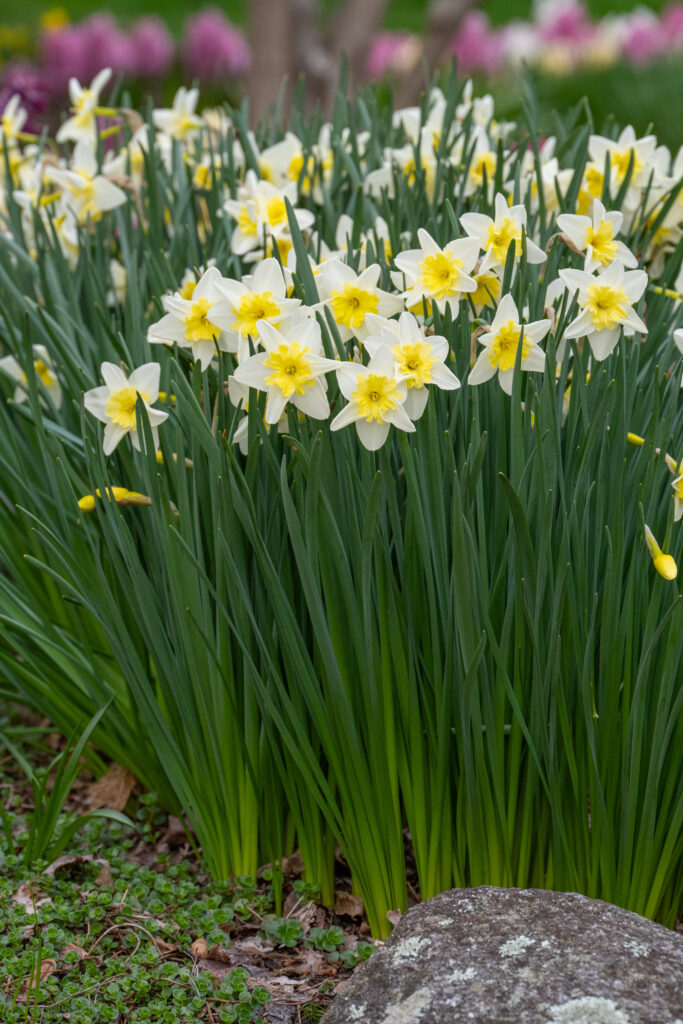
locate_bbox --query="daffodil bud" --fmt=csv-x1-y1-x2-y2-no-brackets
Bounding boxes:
644,525,678,581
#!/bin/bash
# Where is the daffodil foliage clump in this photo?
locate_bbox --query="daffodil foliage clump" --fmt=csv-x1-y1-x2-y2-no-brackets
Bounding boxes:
0,73,681,939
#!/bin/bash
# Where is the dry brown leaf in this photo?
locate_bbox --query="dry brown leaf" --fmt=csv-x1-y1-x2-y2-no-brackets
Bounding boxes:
43,854,93,876
17,958,58,1000
281,849,305,875
94,859,113,887
386,908,402,927
333,890,364,918
190,938,208,959
63,942,87,961
153,937,178,955
87,765,136,812
160,815,186,848
12,882,51,913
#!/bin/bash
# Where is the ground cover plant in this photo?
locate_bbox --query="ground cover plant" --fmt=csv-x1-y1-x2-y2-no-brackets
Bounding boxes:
0,712,373,1022
0,66,681,951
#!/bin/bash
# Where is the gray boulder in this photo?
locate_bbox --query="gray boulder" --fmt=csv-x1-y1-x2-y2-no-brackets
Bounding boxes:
322,886,682,1024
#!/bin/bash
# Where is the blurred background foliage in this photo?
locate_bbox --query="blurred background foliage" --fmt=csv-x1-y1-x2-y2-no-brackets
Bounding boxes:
1,3,683,152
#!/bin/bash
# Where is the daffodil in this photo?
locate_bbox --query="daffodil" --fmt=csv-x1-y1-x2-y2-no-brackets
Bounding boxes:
559,260,648,361
588,126,668,210
45,139,127,224
460,192,546,274
314,260,403,342
665,454,683,522
56,68,113,145
468,294,550,394
84,362,168,455
644,524,678,580
330,348,415,450
557,199,637,273
231,320,338,425
211,258,303,360
394,228,479,314
78,487,152,513
222,171,315,257
0,345,62,409
674,328,683,388
364,311,460,419
1,94,28,146
152,87,204,143
147,266,235,370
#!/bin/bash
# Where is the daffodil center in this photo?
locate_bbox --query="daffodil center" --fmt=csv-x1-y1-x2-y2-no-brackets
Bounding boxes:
586,220,617,264
330,284,379,329
419,251,464,299
584,166,604,199
471,271,501,310
489,320,532,372
232,291,281,337
353,372,401,422
585,283,629,331
105,386,150,429
34,359,55,388
265,197,287,229
237,205,258,237
611,147,643,183
184,296,220,343
470,151,496,186
486,216,522,263
263,342,313,398
179,278,197,301
392,342,436,388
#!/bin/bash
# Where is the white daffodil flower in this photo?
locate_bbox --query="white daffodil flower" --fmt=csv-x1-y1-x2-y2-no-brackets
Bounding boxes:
84,362,168,455
460,192,547,274
587,126,668,210
212,258,303,361
56,68,113,145
330,347,415,450
364,311,460,420
469,293,550,394
222,171,315,257
335,214,393,267
231,319,338,425
106,259,127,307
0,345,62,409
665,454,683,522
559,260,648,361
314,260,403,342
227,378,291,454
674,328,683,388
394,228,479,314
147,266,234,370
557,199,637,273
152,87,204,143
1,94,28,146
45,139,127,224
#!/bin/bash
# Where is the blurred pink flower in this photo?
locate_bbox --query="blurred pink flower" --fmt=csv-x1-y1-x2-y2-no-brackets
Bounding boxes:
365,32,419,78
129,17,175,79
621,11,668,64
448,12,505,76
661,2,683,43
537,0,594,45
181,8,250,81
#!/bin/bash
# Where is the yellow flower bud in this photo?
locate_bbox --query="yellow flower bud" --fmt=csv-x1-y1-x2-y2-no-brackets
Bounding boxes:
653,554,678,581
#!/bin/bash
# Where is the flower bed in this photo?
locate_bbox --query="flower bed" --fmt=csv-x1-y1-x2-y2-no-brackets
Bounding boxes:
0,68,681,940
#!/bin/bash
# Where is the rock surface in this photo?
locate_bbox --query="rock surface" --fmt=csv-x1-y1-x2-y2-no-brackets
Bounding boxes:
322,886,683,1024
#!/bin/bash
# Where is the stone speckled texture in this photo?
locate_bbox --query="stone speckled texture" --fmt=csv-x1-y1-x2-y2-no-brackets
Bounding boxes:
322,886,683,1024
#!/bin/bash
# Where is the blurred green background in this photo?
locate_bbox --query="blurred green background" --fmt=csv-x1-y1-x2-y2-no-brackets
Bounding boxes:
4,0,673,32
2,0,683,148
